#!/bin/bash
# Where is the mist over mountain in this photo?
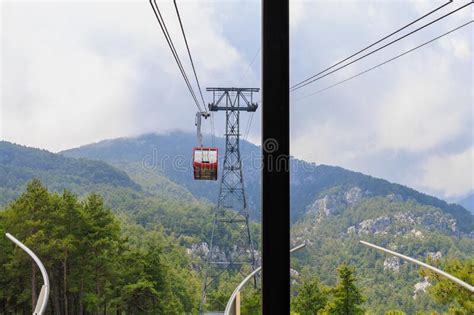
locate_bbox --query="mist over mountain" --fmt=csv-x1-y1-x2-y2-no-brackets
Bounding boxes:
61,132,473,233
2,133,471,234
1,134,473,313
457,192,474,214
0,140,140,205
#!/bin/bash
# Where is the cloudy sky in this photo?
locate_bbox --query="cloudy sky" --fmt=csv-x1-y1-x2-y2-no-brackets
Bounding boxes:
1,0,472,201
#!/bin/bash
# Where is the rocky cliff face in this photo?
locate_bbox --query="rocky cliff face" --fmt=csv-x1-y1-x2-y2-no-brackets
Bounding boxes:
289,185,472,313
306,186,370,222
300,185,463,238
413,277,431,299
347,211,457,236
187,242,261,268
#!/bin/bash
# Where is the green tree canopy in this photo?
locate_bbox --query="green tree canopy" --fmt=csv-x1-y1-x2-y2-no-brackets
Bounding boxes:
0,179,200,314
292,276,328,315
321,264,365,315
422,258,474,314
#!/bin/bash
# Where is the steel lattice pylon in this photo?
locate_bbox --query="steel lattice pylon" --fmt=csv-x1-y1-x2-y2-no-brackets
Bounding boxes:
200,87,259,313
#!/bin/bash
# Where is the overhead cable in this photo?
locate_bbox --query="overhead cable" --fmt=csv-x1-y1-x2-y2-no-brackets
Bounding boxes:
294,20,473,101
291,1,471,92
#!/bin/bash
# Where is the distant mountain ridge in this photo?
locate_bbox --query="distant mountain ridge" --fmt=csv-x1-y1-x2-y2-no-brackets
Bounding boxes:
0,141,140,205
457,192,474,214
2,135,473,313
60,132,473,233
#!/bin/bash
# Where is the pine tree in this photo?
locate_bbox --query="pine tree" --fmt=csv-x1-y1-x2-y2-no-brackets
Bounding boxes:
292,276,328,315
422,258,474,314
0,180,201,313
385,310,407,315
321,264,365,315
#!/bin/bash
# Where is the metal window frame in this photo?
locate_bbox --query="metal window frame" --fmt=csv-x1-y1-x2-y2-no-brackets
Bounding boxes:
262,0,290,314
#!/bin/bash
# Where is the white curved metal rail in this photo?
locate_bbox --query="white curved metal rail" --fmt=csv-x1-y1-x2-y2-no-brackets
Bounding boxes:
6,233,50,315
224,243,306,315
360,240,474,293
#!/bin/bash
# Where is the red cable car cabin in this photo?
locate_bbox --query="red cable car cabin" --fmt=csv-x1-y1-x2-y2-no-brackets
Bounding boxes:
193,147,218,180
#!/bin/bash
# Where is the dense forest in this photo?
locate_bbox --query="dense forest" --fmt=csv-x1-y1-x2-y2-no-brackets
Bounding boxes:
1,139,473,314
291,195,474,313
0,180,200,314
1,182,473,314
290,259,473,315
60,132,473,231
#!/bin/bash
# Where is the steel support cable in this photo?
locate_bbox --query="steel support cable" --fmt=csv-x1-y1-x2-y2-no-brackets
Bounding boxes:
152,0,201,111
293,20,473,102
172,0,214,146
290,1,471,92
290,0,453,90
243,115,256,145
173,0,208,113
239,47,261,83
210,113,215,146
149,0,203,112
241,49,261,145
243,100,261,147
243,111,255,146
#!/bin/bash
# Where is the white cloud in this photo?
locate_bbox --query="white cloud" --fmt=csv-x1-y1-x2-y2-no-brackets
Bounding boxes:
374,49,471,152
418,147,474,198
1,0,473,200
1,0,246,151
290,0,307,29
291,118,377,168
288,0,473,199
439,33,472,60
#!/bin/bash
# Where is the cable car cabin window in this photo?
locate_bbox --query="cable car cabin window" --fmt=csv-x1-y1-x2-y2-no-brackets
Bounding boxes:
193,147,218,180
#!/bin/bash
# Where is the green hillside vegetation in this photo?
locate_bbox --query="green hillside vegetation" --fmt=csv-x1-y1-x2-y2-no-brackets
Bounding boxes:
0,141,140,206
0,180,260,314
0,141,232,249
421,258,474,314
457,192,474,214
1,139,473,313
61,133,225,212
60,132,473,232
291,197,473,313
289,259,473,315
0,180,200,314
301,264,365,315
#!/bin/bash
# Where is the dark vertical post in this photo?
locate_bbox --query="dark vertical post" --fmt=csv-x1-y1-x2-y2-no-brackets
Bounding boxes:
262,0,289,314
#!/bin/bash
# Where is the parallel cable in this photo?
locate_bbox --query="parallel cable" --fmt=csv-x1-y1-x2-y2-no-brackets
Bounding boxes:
291,0,452,90
294,20,473,102
149,0,203,112
173,0,208,112
210,113,215,146
290,1,472,92
243,112,255,143
153,0,201,111
172,0,213,143
239,47,261,83
241,48,261,146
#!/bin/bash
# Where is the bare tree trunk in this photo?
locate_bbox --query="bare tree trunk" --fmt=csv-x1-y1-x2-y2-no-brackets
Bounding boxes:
95,262,100,315
57,273,64,314
53,275,61,315
63,256,68,315
31,263,37,312
79,277,84,315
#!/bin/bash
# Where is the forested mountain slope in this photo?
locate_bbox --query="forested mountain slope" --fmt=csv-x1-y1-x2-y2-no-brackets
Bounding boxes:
0,141,237,249
0,180,201,314
458,192,474,214
61,132,473,233
0,141,140,205
291,189,473,313
2,137,473,313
